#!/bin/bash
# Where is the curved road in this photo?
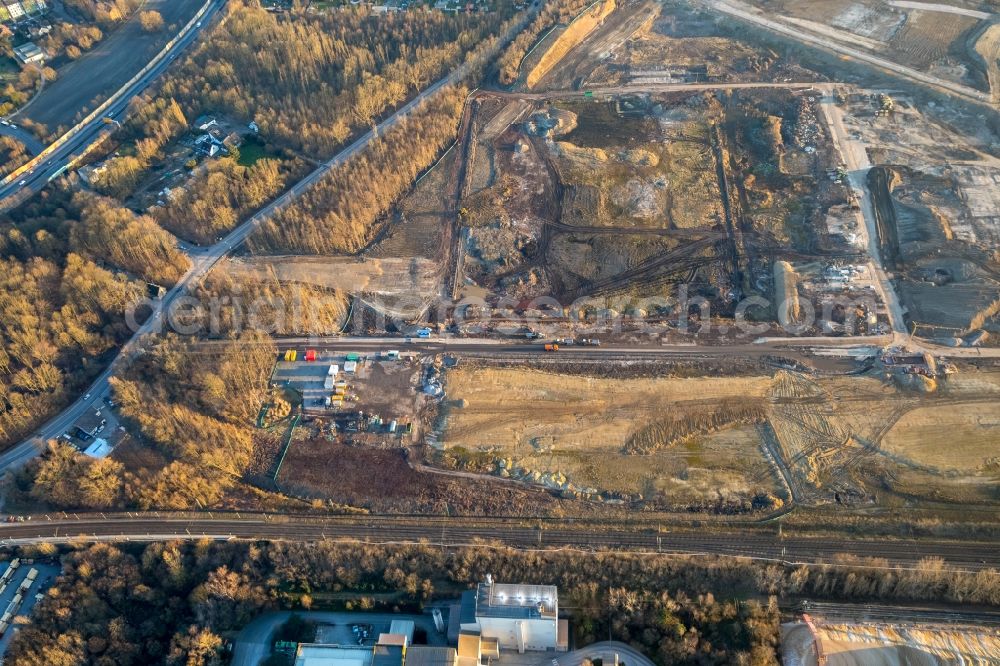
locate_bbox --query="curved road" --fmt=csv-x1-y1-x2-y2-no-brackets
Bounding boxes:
0,124,45,156
704,0,992,105
1,513,999,571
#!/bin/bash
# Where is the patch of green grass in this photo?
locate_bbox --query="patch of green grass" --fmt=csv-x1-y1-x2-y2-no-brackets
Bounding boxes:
0,56,19,81
237,134,277,166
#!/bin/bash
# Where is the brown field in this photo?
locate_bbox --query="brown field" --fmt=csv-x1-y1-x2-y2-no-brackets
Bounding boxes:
882,403,1000,471
276,438,565,515
888,11,978,70
440,366,782,508
439,366,1000,510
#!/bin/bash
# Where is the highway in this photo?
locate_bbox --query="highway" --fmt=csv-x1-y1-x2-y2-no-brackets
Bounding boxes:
1,513,999,571
0,0,225,211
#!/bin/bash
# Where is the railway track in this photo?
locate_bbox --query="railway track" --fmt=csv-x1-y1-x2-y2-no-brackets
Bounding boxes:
2,513,999,571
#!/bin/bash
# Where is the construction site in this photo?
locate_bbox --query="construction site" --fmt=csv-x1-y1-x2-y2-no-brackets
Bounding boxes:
232,0,1000,520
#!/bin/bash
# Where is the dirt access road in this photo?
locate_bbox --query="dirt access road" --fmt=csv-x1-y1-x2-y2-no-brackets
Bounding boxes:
701,0,992,105
20,0,206,137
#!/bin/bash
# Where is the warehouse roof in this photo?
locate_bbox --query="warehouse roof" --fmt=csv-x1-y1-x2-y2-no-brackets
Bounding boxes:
295,645,374,666
474,582,558,619
403,646,456,666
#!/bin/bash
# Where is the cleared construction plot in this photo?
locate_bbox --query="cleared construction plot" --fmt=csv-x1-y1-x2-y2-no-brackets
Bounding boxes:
782,618,1000,666
438,364,1000,512
740,0,992,94
524,0,799,91
841,91,1000,340
456,86,865,336
438,366,782,511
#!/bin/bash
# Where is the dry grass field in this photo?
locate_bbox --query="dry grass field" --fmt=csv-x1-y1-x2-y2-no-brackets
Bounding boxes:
882,403,1000,472
439,366,1000,511
441,367,780,507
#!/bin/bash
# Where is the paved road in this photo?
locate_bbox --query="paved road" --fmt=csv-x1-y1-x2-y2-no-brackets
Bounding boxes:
558,642,655,666
888,1,992,20
702,0,992,104
0,513,998,571
0,3,541,474
0,0,224,210
0,123,45,156
492,80,823,100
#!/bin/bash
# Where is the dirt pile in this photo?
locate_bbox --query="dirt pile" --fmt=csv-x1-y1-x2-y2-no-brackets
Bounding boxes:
527,0,617,88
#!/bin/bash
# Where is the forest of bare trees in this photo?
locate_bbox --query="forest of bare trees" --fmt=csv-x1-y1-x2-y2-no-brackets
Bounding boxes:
8,539,1000,666
85,1,510,244
0,189,188,448
250,87,467,254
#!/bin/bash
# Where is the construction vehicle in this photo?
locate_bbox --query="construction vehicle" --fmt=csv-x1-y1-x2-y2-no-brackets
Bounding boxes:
544,343,559,352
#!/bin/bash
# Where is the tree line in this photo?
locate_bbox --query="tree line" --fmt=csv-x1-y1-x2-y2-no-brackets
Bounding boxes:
63,0,142,27
10,539,1000,666
496,0,595,85
249,87,467,254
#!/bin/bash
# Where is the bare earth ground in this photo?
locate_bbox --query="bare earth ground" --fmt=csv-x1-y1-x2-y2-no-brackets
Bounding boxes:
439,365,1000,511
744,0,990,91
275,438,567,516
22,0,205,136
838,92,1000,338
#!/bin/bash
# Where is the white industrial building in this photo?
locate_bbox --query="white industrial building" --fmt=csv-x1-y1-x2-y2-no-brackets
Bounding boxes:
458,579,566,653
